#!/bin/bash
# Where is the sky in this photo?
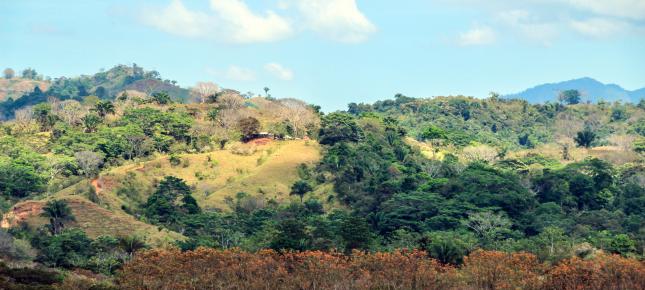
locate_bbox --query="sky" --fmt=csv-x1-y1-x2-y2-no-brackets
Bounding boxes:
1,0,644,111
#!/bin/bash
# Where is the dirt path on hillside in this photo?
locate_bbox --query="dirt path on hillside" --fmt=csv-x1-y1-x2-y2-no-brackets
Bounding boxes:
91,178,102,194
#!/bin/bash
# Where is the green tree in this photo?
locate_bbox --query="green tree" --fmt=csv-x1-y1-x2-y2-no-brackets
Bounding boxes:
145,176,200,227
151,91,172,105
419,125,447,141
207,108,219,124
318,113,363,145
0,160,45,198
82,113,102,133
338,213,372,252
93,101,115,118
33,103,56,131
558,89,581,105
419,231,476,264
574,127,596,148
290,180,312,203
37,228,92,268
270,218,308,251
608,234,636,256
41,200,75,235
611,106,628,121
238,117,260,141
21,68,38,79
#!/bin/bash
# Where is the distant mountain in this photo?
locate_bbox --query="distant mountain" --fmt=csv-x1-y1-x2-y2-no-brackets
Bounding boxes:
505,77,645,103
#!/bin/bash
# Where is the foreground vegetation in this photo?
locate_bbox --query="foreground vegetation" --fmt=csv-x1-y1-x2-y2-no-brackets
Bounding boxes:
120,248,645,289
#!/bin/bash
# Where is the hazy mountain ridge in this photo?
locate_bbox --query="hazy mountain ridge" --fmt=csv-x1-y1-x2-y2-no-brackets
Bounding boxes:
505,77,645,103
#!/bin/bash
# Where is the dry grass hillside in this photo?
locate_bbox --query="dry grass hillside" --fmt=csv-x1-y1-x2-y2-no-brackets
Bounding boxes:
97,139,321,209
2,193,183,246
0,78,49,101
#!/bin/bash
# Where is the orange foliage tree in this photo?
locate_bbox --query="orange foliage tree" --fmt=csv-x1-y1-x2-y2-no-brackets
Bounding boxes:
461,250,544,290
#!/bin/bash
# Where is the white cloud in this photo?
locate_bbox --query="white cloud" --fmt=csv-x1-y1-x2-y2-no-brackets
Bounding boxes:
296,0,376,43
497,10,558,45
142,0,377,43
142,0,291,43
225,66,256,81
142,0,212,38
264,63,294,80
442,1,642,44
457,25,496,46
570,18,630,38
209,0,292,43
567,0,645,20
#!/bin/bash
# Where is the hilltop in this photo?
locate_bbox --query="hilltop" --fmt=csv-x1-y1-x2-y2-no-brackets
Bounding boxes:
0,64,191,119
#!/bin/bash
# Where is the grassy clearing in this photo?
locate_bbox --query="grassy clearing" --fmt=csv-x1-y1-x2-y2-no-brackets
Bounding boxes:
100,140,321,210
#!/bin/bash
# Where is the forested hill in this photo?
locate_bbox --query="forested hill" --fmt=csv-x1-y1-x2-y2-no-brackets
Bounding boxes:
0,69,644,288
347,94,645,151
0,64,190,119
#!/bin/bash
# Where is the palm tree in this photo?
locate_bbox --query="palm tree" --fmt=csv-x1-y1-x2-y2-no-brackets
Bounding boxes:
290,180,312,203
94,101,115,118
207,108,219,124
119,235,147,259
41,200,75,235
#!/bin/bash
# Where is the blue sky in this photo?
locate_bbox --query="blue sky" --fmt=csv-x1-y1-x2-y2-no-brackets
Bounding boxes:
1,0,644,111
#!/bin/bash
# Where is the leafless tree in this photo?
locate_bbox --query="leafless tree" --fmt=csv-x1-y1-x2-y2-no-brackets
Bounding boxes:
191,81,220,104
14,107,35,131
218,91,245,110
277,98,319,138
463,211,512,247
461,144,499,163
555,111,584,139
53,100,86,126
74,151,104,177
609,134,636,151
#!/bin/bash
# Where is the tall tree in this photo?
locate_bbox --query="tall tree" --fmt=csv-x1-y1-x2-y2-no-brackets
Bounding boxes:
290,180,312,203
41,200,75,235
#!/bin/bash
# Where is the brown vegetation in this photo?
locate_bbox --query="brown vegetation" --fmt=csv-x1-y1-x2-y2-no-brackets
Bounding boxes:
117,248,645,290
